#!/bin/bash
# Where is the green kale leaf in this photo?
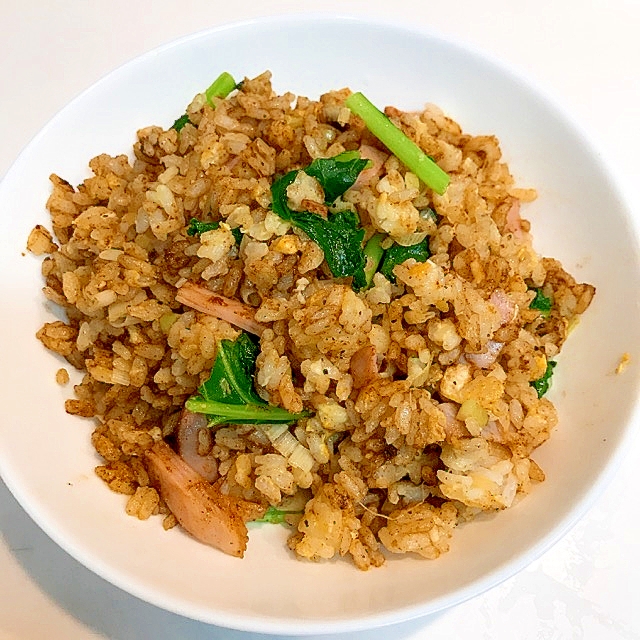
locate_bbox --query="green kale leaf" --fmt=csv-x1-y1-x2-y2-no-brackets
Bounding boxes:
379,237,431,283
185,333,308,426
171,114,191,131
186,218,242,244
304,151,370,203
529,288,553,316
271,169,366,287
530,360,557,398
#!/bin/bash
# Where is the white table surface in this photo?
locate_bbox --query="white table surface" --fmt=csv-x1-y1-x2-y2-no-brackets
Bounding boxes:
1,2,639,638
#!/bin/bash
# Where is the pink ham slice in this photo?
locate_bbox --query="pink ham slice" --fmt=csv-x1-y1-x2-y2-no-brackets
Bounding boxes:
145,441,263,558
176,282,264,336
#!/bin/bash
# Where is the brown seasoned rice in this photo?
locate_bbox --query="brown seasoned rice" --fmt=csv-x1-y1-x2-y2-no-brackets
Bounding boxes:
28,71,594,569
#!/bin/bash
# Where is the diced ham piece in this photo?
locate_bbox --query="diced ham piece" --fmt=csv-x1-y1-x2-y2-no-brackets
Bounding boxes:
439,402,471,440
175,409,218,482
354,145,389,187
145,441,264,558
505,199,524,236
176,282,264,336
490,289,517,326
465,340,504,369
480,419,503,443
349,345,379,389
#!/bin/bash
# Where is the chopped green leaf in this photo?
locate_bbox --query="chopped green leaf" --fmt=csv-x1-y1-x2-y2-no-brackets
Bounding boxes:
530,360,557,398
255,505,304,524
186,218,242,244
185,333,309,426
271,169,367,287
201,332,259,405
344,92,450,195
420,207,439,224
186,218,220,236
158,312,179,333
304,151,370,203
379,237,431,283
530,288,553,316
171,114,191,131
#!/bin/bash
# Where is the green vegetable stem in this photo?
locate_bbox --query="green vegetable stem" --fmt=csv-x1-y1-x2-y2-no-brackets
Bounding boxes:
344,92,450,195
185,333,309,425
204,71,238,104
172,71,239,131
255,505,304,525
361,233,386,289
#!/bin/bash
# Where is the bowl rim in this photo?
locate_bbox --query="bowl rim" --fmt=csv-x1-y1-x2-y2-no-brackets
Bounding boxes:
1,12,640,635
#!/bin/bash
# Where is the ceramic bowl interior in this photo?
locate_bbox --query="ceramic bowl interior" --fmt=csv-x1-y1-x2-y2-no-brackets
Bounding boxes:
0,14,639,635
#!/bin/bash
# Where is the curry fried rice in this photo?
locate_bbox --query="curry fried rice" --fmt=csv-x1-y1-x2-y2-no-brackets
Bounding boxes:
27,71,595,569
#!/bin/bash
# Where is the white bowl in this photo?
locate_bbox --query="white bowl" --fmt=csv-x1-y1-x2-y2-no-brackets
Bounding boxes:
1,14,639,635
